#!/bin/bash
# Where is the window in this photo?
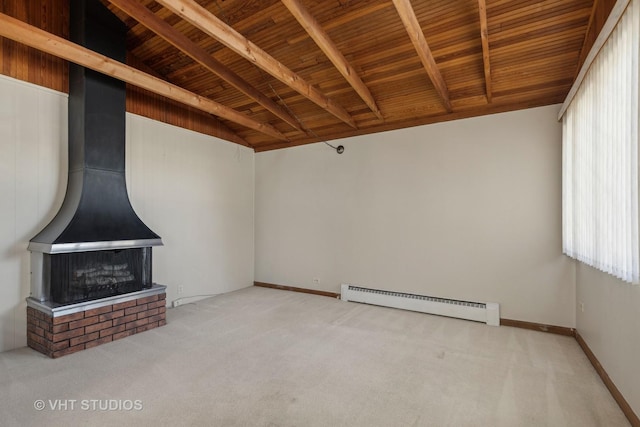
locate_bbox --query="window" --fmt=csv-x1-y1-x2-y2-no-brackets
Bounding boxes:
562,0,640,283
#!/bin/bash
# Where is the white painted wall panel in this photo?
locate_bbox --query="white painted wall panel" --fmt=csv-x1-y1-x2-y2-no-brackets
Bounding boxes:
0,75,254,352
255,105,575,327
126,115,255,307
0,75,67,351
0,78,19,352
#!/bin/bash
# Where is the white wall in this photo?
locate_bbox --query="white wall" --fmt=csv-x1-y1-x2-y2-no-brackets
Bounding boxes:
0,76,68,352
255,105,575,327
576,263,640,417
0,75,255,353
126,114,254,307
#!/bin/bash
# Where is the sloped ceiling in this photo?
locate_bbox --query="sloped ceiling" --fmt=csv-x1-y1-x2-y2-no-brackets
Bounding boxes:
0,0,607,150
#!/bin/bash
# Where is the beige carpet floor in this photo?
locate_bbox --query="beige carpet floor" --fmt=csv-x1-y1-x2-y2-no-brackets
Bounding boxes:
0,286,629,426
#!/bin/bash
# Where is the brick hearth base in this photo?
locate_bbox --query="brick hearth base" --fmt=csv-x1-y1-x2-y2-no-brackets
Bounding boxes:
27,293,166,358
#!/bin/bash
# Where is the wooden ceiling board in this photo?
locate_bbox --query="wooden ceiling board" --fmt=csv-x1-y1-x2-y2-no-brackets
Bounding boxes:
100,0,596,149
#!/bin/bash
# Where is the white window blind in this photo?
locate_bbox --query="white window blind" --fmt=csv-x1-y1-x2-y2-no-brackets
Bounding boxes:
562,0,640,284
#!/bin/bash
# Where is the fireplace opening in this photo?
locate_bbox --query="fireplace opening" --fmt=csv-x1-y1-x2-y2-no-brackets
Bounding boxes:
46,248,152,304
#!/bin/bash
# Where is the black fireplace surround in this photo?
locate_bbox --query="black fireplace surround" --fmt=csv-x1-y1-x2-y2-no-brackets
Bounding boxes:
28,0,162,306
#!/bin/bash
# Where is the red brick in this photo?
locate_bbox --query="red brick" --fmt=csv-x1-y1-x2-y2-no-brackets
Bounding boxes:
148,313,166,323
52,323,69,334
113,314,137,326
99,309,124,322
85,335,113,349
99,324,125,338
27,323,45,337
28,308,48,321
27,315,39,326
69,316,99,330
138,321,160,332
52,343,85,358
37,320,52,332
28,332,47,347
84,305,113,318
112,300,136,311
148,300,167,309
125,318,149,330
124,304,147,316
70,332,100,347
136,295,158,305
53,311,84,325
28,341,49,356
85,320,113,334
112,330,134,341
137,308,159,320
26,293,169,358
52,340,70,351
52,327,85,343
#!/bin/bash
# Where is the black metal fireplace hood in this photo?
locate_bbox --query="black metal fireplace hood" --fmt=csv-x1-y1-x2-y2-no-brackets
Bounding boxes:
28,0,162,255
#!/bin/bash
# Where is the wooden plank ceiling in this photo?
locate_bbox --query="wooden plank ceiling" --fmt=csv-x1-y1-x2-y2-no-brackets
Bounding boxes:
3,0,597,151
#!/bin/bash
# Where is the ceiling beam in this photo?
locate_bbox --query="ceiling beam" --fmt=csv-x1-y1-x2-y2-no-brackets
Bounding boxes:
154,0,357,128
478,0,492,103
108,0,303,132
392,0,452,112
0,12,288,142
126,52,248,146
281,0,383,121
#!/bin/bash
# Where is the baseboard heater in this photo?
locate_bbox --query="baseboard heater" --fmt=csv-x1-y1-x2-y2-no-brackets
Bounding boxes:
340,284,500,326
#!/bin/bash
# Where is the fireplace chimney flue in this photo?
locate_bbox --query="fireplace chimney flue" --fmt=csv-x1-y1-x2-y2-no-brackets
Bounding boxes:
28,0,162,255
28,0,162,306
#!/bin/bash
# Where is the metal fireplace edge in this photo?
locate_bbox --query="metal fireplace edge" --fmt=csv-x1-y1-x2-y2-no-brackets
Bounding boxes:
26,283,167,318
28,238,164,255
